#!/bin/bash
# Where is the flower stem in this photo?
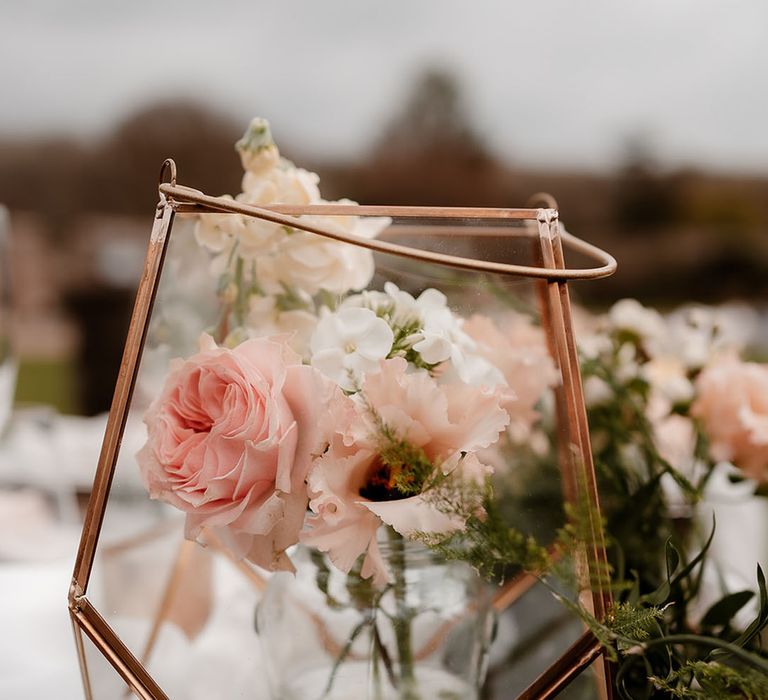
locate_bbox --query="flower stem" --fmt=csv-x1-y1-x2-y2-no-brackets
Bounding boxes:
388,529,419,699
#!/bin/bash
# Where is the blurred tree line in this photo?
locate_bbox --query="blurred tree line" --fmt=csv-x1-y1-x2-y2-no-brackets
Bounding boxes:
1,68,767,305
2,69,767,413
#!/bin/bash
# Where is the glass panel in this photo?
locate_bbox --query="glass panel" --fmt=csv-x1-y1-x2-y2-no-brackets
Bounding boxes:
485,580,593,698
556,658,605,700
77,623,137,698
84,209,601,698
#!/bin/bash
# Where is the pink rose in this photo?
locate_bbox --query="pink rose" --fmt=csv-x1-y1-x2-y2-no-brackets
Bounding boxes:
692,355,768,483
137,334,331,571
463,313,559,442
301,357,508,585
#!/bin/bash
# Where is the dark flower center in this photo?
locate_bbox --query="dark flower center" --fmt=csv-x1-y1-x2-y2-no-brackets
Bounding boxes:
359,459,413,502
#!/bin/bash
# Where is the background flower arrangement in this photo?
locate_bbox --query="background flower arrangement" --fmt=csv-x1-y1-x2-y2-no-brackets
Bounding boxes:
135,119,768,698
571,298,768,698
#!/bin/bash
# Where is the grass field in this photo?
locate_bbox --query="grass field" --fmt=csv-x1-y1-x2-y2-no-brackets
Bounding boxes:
14,358,79,414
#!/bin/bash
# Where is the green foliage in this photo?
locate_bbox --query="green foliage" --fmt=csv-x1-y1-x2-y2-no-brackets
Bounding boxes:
607,601,667,643
651,661,768,699
15,357,79,414
417,510,551,583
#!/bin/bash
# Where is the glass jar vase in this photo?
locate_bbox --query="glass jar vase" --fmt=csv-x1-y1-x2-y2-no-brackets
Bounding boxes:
256,530,494,700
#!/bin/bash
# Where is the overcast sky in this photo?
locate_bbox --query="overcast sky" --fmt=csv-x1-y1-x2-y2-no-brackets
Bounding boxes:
1,1,767,172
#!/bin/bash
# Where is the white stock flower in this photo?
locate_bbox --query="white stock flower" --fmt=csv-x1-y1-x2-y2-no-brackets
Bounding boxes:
246,295,318,360
259,232,370,297
583,375,613,407
235,117,281,175
194,200,247,254
609,298,666,348
200,118,395,299
413,288,466,364
240,166,320,206
577,332,613,361
615,342,641,383
662,304,757,370
310,307,394,390
347,282,504,387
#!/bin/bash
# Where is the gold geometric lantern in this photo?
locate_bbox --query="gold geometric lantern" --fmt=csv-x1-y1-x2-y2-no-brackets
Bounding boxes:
69,159,618,699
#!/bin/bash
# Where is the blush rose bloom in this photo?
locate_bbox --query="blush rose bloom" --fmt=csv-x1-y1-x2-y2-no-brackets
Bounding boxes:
691,355,768,483
137,334,332,572
301,357,509,585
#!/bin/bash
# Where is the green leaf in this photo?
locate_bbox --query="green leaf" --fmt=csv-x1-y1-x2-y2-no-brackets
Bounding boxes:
700,590,754,629
670,515,716,588
666,541,681,580
627,570,641,606
723,565,768,653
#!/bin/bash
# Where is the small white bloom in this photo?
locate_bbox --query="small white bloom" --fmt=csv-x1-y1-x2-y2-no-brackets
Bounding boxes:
246,295,318,360
310,307,394,390
654,413,696,473
577,332,613,360
235,117,281,175
615,342,641,383
642,356,694,405
583,375,613,407
609,298,666,347
663,304,756,370
380,282,482,371
445,346,506,388
194,201,246,254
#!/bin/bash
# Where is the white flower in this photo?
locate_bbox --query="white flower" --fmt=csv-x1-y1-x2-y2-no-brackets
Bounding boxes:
235,117,281,175
256,212,389,297
199,118,395,300
240,165,320,206
662,304,756,370
359,283,508,388
342,282,420,328
194,199,246,254
310,307,394,390
246,295,318,360
615,342,641,383
577,332,613,361
642,356,694,406
236,218,283,261
608,298,666,347
412,288,465,363
653,413,696,473
583,375,613,406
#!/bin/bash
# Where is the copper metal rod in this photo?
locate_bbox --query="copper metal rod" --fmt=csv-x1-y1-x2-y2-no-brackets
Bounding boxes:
72,598,170,700
538,213,614,700
157,182,617,281
71,202,174,593
70,612,95,700
517,630,603,700
552,223,613,618
532,239,578,507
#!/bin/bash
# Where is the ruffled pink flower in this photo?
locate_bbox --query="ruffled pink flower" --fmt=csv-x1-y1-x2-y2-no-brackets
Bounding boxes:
692,355,768,483
137,334,332,572
463,313,559,441
301,357,508,585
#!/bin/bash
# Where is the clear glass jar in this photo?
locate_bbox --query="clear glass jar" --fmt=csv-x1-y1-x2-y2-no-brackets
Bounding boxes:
256,531,495,700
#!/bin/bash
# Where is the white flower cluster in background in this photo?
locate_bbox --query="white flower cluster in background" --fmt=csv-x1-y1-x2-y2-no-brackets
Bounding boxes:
579,297,768,508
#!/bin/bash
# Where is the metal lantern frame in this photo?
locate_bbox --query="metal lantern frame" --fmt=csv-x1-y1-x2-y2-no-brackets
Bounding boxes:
69,159,618,699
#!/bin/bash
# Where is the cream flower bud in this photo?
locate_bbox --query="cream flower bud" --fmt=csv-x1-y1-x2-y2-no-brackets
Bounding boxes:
236,117,280,174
